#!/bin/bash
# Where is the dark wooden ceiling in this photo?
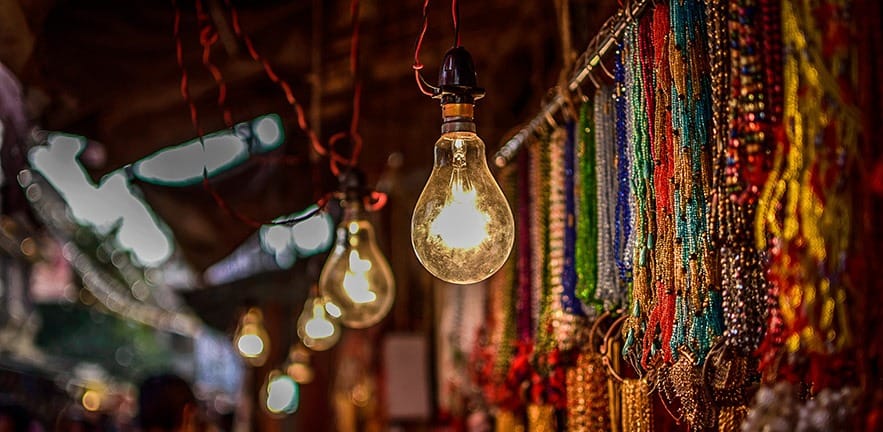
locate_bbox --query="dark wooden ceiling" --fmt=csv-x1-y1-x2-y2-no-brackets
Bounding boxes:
3,0,617,274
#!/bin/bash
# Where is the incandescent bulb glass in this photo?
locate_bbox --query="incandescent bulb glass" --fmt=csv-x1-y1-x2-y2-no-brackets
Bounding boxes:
234,307,270,367
319,200,395,328
411,107,514,284
411,47,514,284
297,296,341,351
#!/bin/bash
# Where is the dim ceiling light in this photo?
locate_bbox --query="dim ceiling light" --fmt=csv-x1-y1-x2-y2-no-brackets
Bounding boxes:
319,171,394,329
234,307,270,367
263,371,299,416
297,295,341,351
411,47,514,284
81,389,102,412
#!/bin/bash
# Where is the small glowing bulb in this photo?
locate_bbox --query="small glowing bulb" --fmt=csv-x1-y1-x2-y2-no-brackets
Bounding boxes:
297,296,341,351
81,390,102,412
263,371,299,416
237,334,264,356
234,307,270,367
412,130,514,284
285,346,314,384
319,201,395,329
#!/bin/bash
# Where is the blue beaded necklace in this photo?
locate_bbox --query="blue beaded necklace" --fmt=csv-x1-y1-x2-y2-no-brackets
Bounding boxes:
614,47,633,291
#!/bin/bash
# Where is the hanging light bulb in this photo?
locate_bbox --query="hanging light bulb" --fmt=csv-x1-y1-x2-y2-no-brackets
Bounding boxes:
234,307,270,367
285,346,315,384
297,294,341,351
411,47,514,284
261,370,300,417
319,171,395,328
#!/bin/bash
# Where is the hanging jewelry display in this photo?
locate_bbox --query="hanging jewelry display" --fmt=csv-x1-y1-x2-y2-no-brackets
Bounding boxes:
527,403,557,432
504,149,534,413
575,101,600,311
621,377,653,432
528,125,558,428
496,410,526,432
517,149,534,344
592,84,622,310
567,314,613,431
667,0,722,362
613,47,634,300
622,18,654,364
554,120,588,350
742,382,858,431
714,0,778,357
754,0,858,378
531,135,550,350
641,3,678,367
479,166,519,411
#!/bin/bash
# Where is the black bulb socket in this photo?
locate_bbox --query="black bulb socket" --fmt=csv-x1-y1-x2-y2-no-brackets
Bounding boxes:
435,47,486,105
338,168,368,203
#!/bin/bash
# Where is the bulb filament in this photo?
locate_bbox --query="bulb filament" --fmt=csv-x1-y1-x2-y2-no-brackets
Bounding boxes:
429,143,491,250
342,250,377,304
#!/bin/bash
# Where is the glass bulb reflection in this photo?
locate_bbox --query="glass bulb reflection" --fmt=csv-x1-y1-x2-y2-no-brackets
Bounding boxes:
319,202,394,329
234,307,270,367
297,296,341,351
412,131,514,284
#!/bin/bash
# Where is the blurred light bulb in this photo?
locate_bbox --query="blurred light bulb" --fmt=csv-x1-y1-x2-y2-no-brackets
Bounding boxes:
297,296,341,351
319,201,394,328
262,371,299,416
234,307,270,367
411,126,514,284
81,389,102,412
285,346,314,384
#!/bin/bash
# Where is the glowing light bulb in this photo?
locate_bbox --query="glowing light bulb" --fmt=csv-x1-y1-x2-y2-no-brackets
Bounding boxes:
319,201,394,328
285,346,315,384
81,389,102,412
297,296,341,351
234,307,270,367
411,46,514,284
262,371,299,416
412,130,514,284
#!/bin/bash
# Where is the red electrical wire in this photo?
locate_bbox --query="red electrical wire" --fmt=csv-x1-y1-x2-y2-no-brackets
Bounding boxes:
172,0,388,225
412,0,435,96
172,0,331,227
413,0,464,95
327,0,365,177
223,0,324,157
196,0,233,127
452,0,461,47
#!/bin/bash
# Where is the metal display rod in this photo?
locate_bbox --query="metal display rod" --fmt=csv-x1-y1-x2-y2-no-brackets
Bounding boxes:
493,0,651,167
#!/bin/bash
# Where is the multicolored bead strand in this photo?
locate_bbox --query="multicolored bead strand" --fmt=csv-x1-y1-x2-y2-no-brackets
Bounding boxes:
575,101,600,311
642,2,678,367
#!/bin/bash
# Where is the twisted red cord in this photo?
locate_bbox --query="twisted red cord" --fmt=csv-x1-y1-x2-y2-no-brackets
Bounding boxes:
224,0,324,157
173,0,330,227
412,0,435,96
196,0,232,127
